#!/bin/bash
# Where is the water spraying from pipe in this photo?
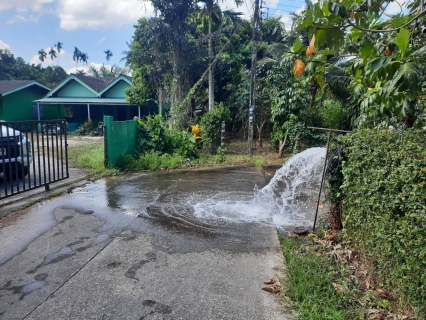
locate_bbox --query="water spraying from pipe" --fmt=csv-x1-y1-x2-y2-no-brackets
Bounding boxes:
192,147,327,229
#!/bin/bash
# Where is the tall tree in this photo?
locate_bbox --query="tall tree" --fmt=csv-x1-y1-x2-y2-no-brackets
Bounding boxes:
38,49,47,63
48,47,57,66
104,50,113,62
73,47,81,73
80,52,89,70
199,0,242,111
54,41,63,65
138,1,201,128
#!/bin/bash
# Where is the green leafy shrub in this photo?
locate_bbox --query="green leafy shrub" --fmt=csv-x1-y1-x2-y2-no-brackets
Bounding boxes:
136,115,198,159
136,115,173,154
75,120,102,136
338,129,426,315
317,99,352,131
199,104,231,154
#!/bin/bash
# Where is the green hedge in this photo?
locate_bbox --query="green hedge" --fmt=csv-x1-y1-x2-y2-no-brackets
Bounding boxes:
339,129,426,316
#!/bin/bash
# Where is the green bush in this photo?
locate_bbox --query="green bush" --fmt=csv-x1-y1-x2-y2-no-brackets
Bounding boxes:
317,99,352,131
338,129,426,315
136,115,173,154
199,104,231,154
136,115,198,159
75,120,102,136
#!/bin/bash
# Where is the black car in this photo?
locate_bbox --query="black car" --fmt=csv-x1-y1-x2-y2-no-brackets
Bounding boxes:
0,125,33,180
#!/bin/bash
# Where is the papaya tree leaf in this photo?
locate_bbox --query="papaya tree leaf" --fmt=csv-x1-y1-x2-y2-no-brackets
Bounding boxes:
388,62,423,95
410,46,426,59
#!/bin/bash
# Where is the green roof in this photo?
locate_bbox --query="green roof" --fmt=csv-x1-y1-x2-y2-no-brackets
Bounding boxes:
35,97,138,105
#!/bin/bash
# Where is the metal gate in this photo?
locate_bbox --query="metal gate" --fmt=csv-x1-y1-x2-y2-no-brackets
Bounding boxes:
1,120,69,200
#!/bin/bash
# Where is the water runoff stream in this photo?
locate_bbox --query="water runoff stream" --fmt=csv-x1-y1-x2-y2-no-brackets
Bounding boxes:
68,147,328,237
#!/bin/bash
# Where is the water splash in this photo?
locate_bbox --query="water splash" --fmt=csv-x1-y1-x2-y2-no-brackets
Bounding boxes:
192,147,327,228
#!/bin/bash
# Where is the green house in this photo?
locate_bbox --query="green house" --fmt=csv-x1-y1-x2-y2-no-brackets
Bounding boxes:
0,80,51,121
36,74,157,131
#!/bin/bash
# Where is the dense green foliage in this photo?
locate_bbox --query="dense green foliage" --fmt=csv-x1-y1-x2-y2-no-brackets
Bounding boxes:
115,114,198,171
136,115,198,158
291,0,426,128
75,120,103,136
199,104,231,153
338,129,426,315
0,49,67,88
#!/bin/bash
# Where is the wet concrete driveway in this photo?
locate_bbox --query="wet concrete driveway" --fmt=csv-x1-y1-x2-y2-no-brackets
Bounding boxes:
0,166,288,320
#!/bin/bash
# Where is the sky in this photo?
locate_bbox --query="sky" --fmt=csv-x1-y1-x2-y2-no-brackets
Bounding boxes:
0,0,406,75
0,0,309,75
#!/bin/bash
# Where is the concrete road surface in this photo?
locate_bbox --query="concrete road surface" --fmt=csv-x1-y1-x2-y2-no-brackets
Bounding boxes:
0,166,290,320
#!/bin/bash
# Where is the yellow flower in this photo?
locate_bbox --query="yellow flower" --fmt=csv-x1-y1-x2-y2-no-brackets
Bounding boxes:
191,125,202,141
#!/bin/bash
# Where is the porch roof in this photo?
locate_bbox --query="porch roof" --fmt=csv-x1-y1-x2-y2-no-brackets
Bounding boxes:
35,97,138,106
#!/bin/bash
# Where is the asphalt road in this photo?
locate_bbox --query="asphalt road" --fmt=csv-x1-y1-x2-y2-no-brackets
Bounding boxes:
0,166,290,320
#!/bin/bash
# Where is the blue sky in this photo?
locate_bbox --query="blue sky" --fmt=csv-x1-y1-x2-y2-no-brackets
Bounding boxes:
0,0,310,75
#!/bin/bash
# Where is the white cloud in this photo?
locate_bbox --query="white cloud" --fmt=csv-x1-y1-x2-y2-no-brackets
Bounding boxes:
385,2,404,15
0,40,12,51
7,14,39,24
57,0,154,30
220,0,254,19
66,62,114,75
0,0,54,13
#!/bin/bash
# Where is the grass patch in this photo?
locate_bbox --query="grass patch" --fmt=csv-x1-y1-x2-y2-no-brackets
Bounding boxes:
68,144,117,178
114,151,186,172
68,144,105,171
280,236,358,320
47,191,64,199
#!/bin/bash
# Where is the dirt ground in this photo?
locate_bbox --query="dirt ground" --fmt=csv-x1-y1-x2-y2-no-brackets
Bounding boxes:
66,135,103,147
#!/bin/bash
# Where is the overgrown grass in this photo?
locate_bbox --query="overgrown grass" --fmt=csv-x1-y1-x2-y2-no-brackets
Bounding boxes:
281,236,358,320
68,144,117,178
114,151,186,172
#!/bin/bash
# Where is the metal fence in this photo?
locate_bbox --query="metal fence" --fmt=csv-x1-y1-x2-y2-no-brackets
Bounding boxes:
1,120,69,200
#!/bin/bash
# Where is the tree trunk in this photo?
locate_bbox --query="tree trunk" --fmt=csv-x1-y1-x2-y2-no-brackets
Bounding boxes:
309,79,319,108
256,120,266,148
158,87,163,116
278,134,287,158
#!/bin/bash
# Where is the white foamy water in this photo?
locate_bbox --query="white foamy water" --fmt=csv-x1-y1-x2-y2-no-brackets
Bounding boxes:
192,147,327,228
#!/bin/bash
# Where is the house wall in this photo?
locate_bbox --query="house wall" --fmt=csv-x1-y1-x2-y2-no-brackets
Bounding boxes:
103,80,130,98
56,81,97,98
0,97,4,119
1,86,59,121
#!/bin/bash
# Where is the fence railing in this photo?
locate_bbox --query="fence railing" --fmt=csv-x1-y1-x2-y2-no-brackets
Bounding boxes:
0,120,69,200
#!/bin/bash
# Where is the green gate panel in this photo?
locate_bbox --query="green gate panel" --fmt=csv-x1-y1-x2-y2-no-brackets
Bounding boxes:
104,115,137,168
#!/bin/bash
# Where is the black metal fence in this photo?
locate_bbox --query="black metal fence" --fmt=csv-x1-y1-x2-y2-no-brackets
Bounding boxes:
0,120,69,200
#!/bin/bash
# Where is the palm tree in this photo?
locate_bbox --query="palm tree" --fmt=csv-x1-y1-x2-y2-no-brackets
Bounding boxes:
73,47,81,72
104,50,113,62
38,49,47,63
80,52,89,71
48,47,57,66
54,41,63,65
